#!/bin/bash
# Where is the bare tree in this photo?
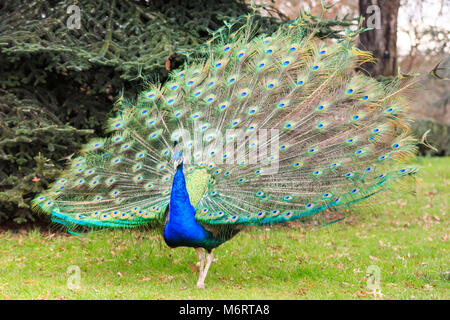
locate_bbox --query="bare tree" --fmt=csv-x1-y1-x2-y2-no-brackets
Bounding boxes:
358,0,401,77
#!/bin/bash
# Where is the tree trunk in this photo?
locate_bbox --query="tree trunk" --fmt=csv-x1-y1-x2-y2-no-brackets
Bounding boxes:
358,0,400,77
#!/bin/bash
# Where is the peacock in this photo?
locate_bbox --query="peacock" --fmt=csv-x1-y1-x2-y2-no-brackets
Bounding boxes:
32,15,418,288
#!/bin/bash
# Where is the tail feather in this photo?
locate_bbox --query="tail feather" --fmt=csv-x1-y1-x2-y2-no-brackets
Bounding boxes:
33,16,418,230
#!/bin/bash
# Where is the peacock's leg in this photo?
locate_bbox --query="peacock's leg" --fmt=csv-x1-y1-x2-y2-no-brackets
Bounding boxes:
196,250,214,289
195,248,205,287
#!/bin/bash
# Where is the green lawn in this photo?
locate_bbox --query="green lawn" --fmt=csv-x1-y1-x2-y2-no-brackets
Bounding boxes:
0,157,448,300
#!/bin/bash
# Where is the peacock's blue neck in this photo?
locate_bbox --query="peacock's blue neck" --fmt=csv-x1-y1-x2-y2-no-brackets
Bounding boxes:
169,164,193,219
163,164,212,248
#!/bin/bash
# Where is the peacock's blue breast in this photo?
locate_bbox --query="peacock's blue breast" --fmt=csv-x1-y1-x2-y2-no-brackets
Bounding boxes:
163,204,211,248
163,164,220,250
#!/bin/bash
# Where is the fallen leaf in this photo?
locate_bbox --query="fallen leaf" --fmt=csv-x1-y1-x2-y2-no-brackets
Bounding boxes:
189,263,199,273
353,290,368,298
140,277,152,282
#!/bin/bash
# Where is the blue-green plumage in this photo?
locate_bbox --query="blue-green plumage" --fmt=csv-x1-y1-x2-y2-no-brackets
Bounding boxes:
163,164,224,252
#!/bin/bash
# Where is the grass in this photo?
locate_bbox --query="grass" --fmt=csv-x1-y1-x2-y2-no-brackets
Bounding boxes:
0,157,448,300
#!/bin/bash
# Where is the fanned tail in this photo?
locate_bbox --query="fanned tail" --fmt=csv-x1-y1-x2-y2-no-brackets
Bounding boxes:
33,15,418,230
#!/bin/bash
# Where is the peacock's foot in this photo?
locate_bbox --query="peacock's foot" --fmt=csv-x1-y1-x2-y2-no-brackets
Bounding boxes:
196,282,205,289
